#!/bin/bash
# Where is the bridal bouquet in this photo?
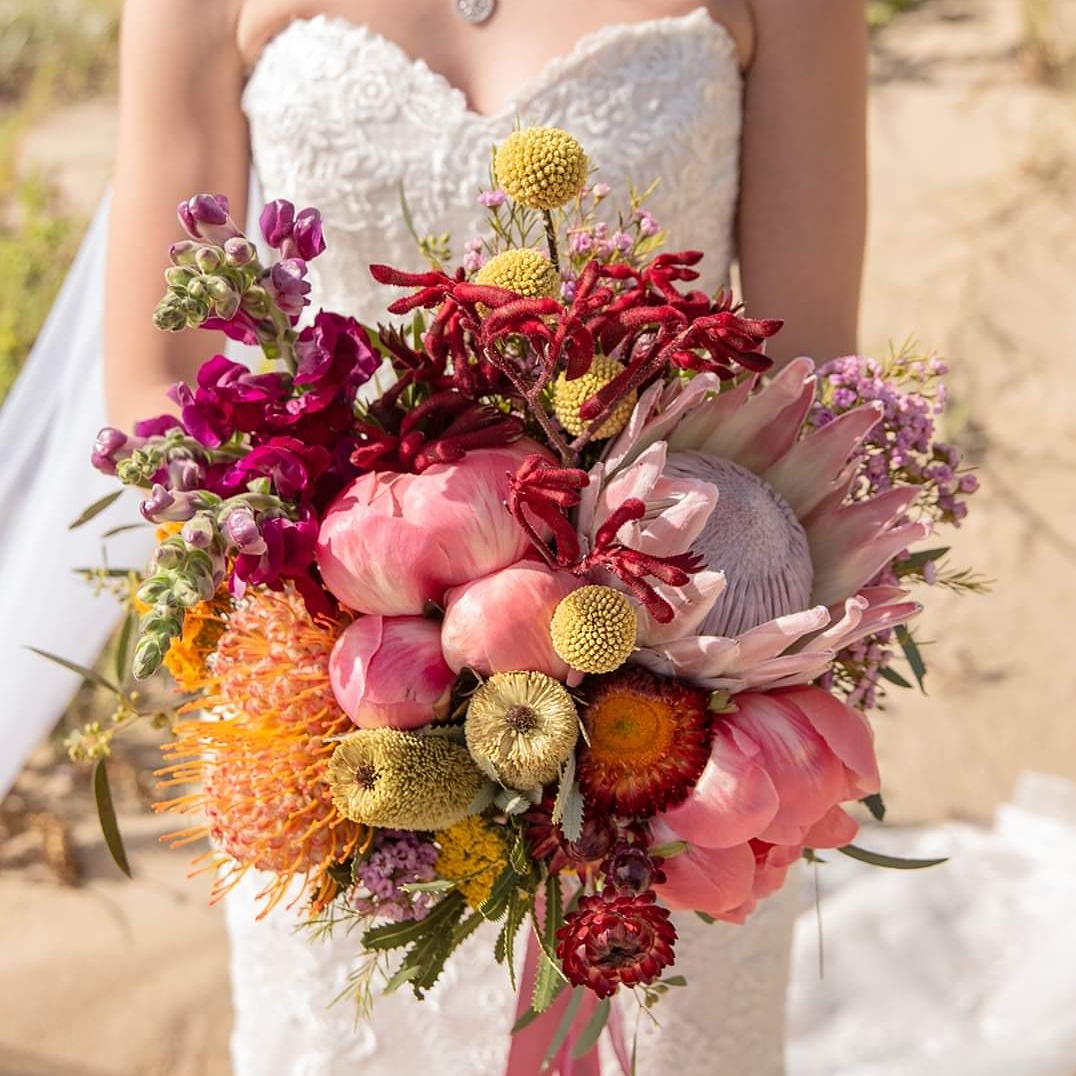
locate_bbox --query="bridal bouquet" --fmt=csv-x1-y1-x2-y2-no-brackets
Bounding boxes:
70,126,980,1064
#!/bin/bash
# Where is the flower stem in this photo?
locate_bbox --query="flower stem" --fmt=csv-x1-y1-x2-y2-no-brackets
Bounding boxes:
543,210,560,273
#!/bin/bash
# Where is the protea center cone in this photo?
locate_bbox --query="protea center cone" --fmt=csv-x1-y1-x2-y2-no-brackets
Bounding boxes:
586,358,927,692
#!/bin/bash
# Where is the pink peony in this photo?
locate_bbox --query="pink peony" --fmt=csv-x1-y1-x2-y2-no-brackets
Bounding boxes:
329,615,455,730
317,442,550,615
652,684,875,920
653,806,859,923
441,560,582,680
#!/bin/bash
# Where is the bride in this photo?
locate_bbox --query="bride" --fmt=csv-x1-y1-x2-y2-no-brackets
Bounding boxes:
2,0,867,1072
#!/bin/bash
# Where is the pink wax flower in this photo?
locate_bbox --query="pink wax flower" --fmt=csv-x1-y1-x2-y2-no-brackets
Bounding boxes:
317,442,551,615
329,615,454,730
441,560,582,679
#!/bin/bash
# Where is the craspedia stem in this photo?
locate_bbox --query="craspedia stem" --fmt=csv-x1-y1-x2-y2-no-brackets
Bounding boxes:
543,210,561,273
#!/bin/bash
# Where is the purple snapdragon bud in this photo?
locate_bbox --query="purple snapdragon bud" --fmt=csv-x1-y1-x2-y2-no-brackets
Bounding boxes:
478,189,507,208
260,200,326,261
167,456,205,491
181,513,215,550
177,195,241,245
140,484,205,523
169,240,200,267
290,208,326,261
223,236,257,268
223,506,267,555
264,258,311,318
91,427,133,475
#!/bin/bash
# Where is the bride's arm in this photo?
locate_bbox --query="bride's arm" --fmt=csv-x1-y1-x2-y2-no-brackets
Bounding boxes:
738,0,868,366
105,0,249,430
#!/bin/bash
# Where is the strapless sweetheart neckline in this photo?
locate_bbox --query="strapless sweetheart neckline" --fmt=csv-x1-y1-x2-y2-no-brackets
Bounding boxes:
246,6,737,122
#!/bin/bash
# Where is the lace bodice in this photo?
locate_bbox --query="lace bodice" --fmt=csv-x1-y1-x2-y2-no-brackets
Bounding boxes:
227,11,795,1076
242,8,742,323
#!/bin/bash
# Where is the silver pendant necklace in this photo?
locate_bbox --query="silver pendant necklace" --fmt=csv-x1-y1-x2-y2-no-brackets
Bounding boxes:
456,0,496,24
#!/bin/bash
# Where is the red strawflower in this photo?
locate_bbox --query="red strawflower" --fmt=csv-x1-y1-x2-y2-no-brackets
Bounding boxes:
601,842,666,893
577,668,713,818
556,888,677,998
524,795,620,875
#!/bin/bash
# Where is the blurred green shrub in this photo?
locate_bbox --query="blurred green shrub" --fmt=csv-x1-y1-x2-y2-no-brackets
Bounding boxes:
0,0,120,105
0,178,80,402
867,0,926,30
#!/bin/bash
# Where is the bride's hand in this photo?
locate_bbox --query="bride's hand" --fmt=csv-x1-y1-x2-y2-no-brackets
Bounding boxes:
104,0,249,431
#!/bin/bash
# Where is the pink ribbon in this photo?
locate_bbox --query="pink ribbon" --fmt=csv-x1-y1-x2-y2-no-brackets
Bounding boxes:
504,933,632,1076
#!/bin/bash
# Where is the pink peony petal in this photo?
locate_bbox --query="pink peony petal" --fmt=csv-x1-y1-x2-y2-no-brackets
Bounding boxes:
660,724,780,848
317,443,547,615
726,692,846,841
330,615,454,730
651,821,756,916
441,560,581,679
802,805,859,848
780,684,881,798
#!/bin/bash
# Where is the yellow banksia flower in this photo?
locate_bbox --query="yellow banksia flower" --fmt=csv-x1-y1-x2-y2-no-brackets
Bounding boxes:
552,355,636,439
494,126,589,210
328,728,485,832
465,670,579,789
550,586,637,674
435,815,509,909
475,248,559,298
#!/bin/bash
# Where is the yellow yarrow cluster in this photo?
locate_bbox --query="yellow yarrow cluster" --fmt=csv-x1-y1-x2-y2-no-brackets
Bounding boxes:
475,248,559,299
552,355,636,439
494,126,589,210
435,815,509,909
550,586,638,674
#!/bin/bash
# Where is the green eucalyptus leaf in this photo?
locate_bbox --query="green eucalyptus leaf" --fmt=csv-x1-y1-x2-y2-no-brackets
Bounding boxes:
695,911,716,924
838,843,947,870
878,666,914,689
27,646,123,696
113,609,137,686
382,963,421,995
895,625,928,692
861,792,887,822
69,490,123,530
92,759,132,878
660,975,688,988
899,546,950,571
569,996,611,1060
101,522,151,539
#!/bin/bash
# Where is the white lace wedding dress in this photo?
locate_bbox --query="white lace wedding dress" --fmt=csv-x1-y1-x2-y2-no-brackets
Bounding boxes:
225,9,798,1076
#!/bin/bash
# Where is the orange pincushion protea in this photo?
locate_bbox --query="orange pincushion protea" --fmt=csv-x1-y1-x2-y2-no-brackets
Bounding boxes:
576,668,712,818
156,587,365,914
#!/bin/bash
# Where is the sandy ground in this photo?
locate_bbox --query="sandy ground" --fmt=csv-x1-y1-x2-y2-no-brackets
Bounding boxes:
2,0,1074,1072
